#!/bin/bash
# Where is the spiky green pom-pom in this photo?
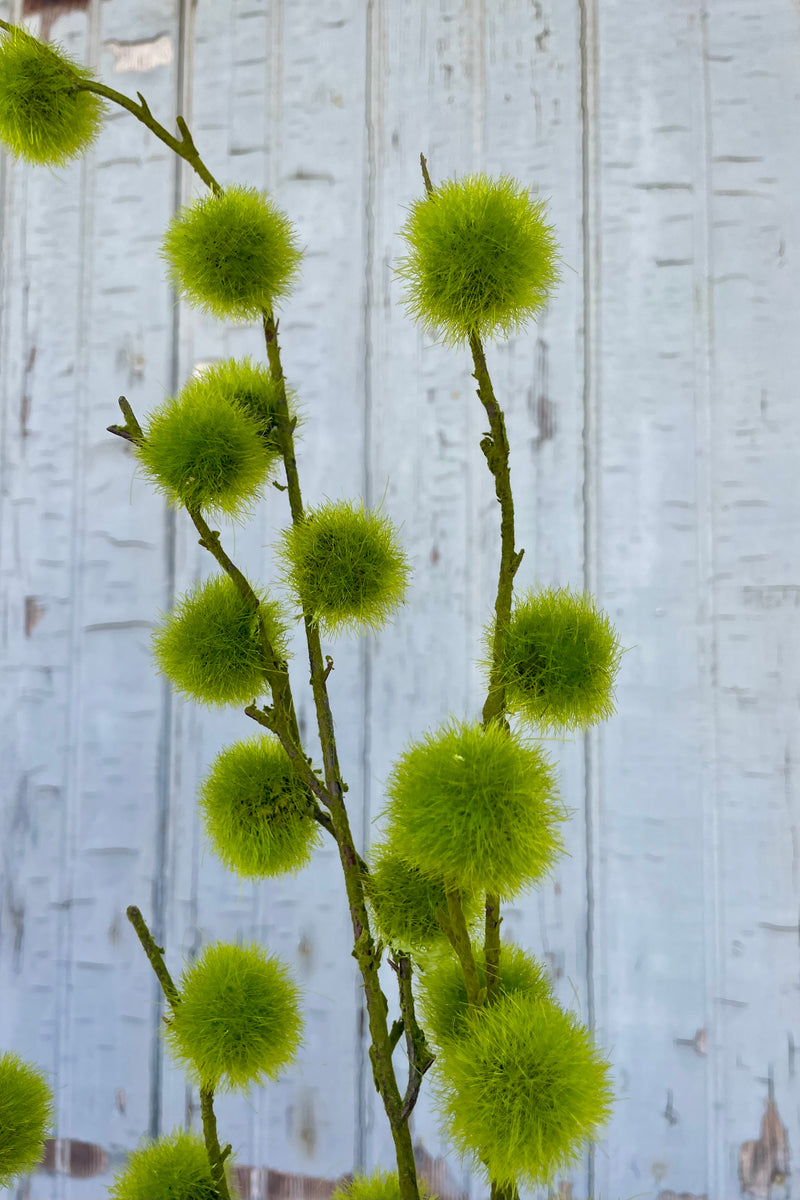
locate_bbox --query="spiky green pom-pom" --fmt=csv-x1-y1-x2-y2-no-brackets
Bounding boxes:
380,717,565,897
184,356,306,456
199,734,322,878
0,1052,54,1188
161,184,303,322
134,376,277,525
108,1129,239,1200
435,993,613,1189
479,585,625,734
151,573,289,708
365,846,479,952
164,941,303,1093
0,26,107,166
394,173,561,346
332,1169,438,1199
272,497,412,638
417,942,552,1047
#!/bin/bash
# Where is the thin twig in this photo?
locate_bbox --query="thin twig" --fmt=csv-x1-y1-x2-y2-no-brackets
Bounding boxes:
394,952,435,1120
125,905,180,1008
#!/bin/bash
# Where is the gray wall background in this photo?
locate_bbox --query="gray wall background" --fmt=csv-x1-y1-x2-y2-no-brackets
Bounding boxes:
1,1,799,1198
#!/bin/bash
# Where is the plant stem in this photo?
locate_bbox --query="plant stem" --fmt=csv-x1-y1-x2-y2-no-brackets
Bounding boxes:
126,905,180,1008
469,330,525,734
443,888,482,1008
125,907,230,1199
421,157,525,1200
260,309,421,1199
484,892,502,1002
393,951,435,1120
200,1086,232,1200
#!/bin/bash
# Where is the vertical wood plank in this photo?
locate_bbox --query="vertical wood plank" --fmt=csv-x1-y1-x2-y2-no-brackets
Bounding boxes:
702,4,800,1197
592,1,714,1195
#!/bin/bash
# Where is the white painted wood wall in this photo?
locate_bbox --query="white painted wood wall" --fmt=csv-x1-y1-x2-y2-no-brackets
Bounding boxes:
1,1,798,1197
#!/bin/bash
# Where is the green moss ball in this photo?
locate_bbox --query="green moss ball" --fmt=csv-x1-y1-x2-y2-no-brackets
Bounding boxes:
161,184,303,322
436,992,614,1189
0,1052,54,1188
0,26,107,166
151,573,289,708
417,942,552,1047
199,734,322,878
273,497,412,638
332,1169,438,1199
164,941,303,1093
180,357,306,456
135,380,276,525
365,846,479,952
380,717,565,898
479,584,625,734
394,172,561,346
108,1129,239,1200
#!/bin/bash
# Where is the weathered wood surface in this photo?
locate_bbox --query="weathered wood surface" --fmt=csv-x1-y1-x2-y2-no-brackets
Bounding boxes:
1,1,798,1198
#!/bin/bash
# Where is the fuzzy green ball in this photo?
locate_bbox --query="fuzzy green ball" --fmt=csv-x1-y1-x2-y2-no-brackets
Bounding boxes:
108,1129,239,1200
479,585,625,734
164,941,303,1093
135,375,277,525
380,717,565,898
151,573,289,708
394,173,561,346
0,1052,54,1188
436,993,613,1189
183,356,306,456
332,1169,438,1199
273,498,412,637
417,942,552,1047
199,734,322,878
161,184,303,322
0,26,107,166
366,846,479,952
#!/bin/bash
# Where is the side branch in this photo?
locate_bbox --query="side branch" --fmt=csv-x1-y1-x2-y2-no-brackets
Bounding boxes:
0,21,219,195
392,952,435,1120
126,905,180,1008
74,76,222,196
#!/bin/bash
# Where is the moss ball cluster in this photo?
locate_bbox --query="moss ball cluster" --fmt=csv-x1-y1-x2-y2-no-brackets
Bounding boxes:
151,573,289,708
0,25,107,166
394,172,561,346
164,941,303,1094
199,734,321,878
161,184,303,322
109,1129,239,1200
273,497,412,638
478,584,625,734
417,942,552,1047
435,992,613,1190
380,716,565,898
0,1052,54,1189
